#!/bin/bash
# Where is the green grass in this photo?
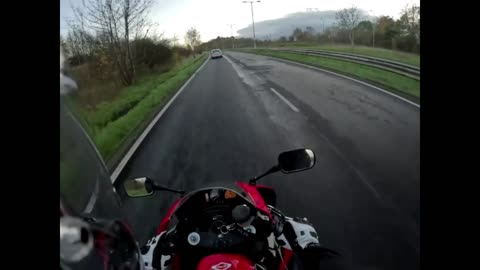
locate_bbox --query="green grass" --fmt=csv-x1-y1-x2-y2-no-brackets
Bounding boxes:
73,54,207,161
125,189,151,197
258,43,420,67
240,49,420,99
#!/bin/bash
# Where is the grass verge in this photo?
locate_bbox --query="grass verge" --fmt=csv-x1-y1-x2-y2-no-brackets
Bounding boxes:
259,43,420,66
71,54,207,165
237,49,420,100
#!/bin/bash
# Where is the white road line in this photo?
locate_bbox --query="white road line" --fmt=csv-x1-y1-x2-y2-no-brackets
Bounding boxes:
269,87,300,112
253,54,420,109
223,54,235,65
110,57,210,183
225,54,299,113
226,53,383,202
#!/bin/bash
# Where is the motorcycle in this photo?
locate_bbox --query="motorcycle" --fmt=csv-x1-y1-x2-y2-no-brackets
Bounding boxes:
123,149,339,270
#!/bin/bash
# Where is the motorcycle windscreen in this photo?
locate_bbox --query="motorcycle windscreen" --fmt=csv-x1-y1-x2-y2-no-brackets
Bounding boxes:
60,99,122,220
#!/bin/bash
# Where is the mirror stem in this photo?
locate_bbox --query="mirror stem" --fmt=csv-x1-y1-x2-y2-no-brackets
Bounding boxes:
249,165,280,185
153,184,185,195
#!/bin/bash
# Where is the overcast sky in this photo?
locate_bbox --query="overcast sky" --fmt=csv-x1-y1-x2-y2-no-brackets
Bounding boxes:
60,0,419,43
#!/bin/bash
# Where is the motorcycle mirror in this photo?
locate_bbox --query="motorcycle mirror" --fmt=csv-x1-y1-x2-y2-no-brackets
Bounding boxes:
249,148,316,185
123,177,154,197
278,149,316,173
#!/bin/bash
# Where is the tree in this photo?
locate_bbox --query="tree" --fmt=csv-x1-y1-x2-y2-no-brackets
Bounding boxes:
321,25,339,44
376,16,398,49
133,38,172,71
171,34,179,47
71,0,155,86
291,28,303,42
304,26,316,40
356,21,373,31
64,23,97,66
398,4,420,37
305,26,315,35
355,20,373,46
60,35,69,56
335,6,362,46
185,27,201,57
397,3,420,51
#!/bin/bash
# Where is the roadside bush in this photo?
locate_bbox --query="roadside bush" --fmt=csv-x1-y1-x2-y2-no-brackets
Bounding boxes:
133,38,173,71
395,34,419,54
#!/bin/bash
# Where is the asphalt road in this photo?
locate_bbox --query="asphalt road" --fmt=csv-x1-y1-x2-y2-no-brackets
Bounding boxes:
116,51,420,270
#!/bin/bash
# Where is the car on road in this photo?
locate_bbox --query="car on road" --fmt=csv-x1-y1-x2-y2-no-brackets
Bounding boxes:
210,49,223,59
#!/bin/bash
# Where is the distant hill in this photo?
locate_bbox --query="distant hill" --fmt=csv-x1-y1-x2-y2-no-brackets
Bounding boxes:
237,10,372,40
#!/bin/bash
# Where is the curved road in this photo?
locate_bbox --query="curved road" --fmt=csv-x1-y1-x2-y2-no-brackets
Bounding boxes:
116,51,420,270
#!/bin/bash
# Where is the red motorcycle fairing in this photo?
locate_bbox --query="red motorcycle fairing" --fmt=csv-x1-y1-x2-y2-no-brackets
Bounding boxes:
157,199,183,234
235,182,272,219
156,186,254,235
255,184,277,207
278,248,294,270
153,184,289,270
196,253,255,270
156,183,273,235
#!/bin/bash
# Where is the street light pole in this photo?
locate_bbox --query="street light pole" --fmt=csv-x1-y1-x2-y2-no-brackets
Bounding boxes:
373,24,375,48
370,10,376,48
227,24,235,49
250,2,256,48
243,1,260,48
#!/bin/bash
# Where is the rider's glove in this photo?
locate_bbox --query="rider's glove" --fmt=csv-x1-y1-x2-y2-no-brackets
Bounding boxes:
140,232,173,270
284,217,321,251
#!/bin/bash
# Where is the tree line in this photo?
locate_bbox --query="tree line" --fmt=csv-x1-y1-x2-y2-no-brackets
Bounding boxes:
325,4,419,52
201,4,419,54
61,0,203,93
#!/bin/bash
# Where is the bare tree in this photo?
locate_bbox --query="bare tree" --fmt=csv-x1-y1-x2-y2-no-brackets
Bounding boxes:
336,6,362,46
71,0,155,86
326,25,339,44
171,34,179,47
399,4,420,44
304,26,315,40
305,26,315,35
184,27,201,57
291,27,303,42
60,35,68,54
65,16,98,66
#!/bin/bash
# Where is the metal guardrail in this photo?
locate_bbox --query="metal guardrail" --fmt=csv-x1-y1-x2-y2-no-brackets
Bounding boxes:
269,48,420,80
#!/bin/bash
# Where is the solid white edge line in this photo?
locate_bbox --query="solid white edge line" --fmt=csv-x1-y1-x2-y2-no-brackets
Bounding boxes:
252,54,420,109
110,56,210,183
269,87,300,112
